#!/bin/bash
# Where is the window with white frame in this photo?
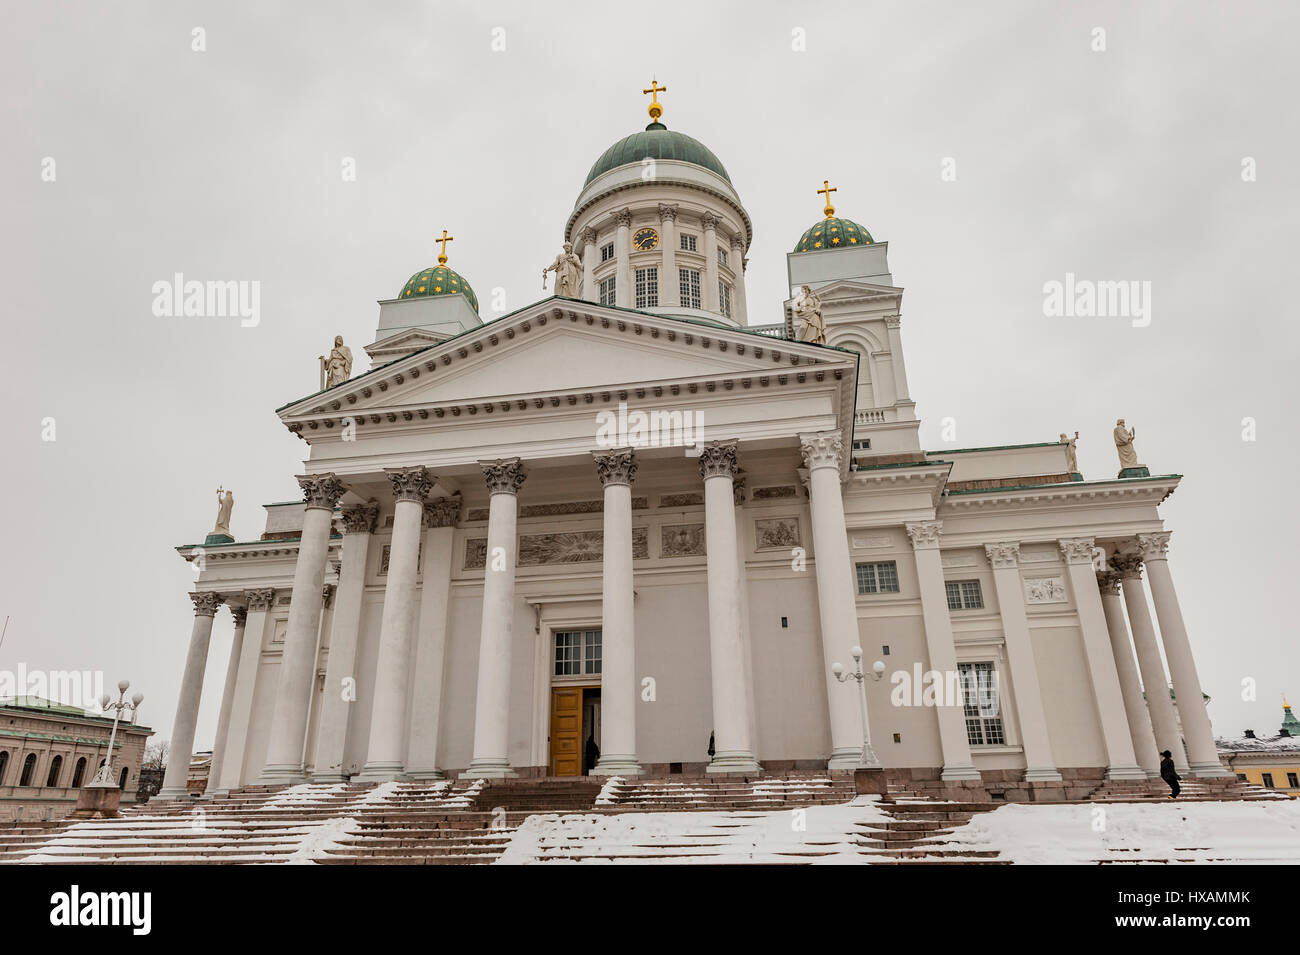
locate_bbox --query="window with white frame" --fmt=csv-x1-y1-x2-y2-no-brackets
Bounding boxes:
679,268,701,309
718,282,732,318
600,242,614,262
945,579,984,611
554,629,602,677
680,233,697,252
958,661,1006,745
598,275,616,306
855,561,899,594
635,266,659,308
718,247,728,267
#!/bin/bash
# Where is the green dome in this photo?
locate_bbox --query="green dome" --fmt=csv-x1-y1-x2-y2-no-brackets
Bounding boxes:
793,216,874,253
584,123,731,186
399,263,478,312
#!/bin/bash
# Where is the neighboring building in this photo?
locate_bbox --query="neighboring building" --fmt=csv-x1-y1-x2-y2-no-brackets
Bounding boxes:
0,696,152,821
160,87,1231,800
1218,702,1300,791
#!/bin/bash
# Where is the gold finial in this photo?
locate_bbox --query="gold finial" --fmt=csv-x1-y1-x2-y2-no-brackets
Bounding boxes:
643,78,668,123
436,229,454,265
818,179,838,218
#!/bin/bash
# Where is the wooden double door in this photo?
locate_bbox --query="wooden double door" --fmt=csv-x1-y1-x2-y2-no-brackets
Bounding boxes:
549,685,600,776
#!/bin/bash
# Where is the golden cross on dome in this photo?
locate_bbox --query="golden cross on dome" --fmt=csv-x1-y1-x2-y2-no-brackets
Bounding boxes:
435,229,454,265
643,78,668,122
818,180,838,218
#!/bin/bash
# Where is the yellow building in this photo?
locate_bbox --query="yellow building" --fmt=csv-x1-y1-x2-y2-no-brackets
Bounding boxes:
1217,702,1300,791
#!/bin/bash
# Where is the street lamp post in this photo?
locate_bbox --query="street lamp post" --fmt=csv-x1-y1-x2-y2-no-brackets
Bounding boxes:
87,680,144,789
832,646,885,769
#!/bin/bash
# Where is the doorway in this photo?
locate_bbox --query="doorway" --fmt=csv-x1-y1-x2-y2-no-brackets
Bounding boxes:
550,685,601,776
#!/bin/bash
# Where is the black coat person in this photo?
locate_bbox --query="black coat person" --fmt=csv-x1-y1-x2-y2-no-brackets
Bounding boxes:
584,735,600,774
1159,750,1181,798
708,731,715,759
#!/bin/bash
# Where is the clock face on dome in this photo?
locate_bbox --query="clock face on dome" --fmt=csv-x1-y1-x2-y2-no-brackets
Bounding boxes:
633,227,660,252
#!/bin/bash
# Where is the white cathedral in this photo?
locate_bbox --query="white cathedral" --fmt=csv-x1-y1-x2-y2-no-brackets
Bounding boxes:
159,87,1229,800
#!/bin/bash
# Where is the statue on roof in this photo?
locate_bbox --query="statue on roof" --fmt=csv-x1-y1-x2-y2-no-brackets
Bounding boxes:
793,284,825,345
213,487,234,537
1060,431,1079,474
1114,419,1140,469
320,335,353,390
543,242,582,298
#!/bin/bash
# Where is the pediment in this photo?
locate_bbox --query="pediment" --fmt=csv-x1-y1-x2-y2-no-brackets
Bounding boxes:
802,279,903,302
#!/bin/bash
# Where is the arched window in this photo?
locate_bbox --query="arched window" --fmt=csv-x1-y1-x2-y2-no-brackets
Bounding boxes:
19,753,38,787
45,755,63,788
71,757,87,788
0,751,9,785
118,767,129,790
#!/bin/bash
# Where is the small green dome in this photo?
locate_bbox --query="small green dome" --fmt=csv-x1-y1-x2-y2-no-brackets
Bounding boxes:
793,216,874,253
585,123,731,186
399,264,478,312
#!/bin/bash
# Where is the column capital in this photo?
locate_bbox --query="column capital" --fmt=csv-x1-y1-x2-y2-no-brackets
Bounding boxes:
423,494,462,528
730,234,746,253
297,473,347,511
614,207,632,228
1136,531,1172,561
1110,552,1144,579
700,210,718,231
244,588,275,612
480,457,527,496
885,315,902,329
385,466,434,503
984,541,1021,569
657,202,678,223
698,440,739,480
231,606,248,628
1058,536,1097,565
593,447,637,487
578,226,598,246
799,430,844,472
905,520,943,550
340,501,379,534
1096,570,1123,596
190,591,224,617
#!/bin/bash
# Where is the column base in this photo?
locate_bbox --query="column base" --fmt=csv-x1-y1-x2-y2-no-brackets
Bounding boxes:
1145,768,1163,779
259,764,307,786
1105,764,1149,781
461,757,518,779
404,770,446,781
591,755,643,776
1023,767,1063,782
827,747,865,771
1190,761,1235,779
309,772,350,784
706,751,761,774
355,761,408,783
156,787,191,800
940,764,983,781
203,787,231,797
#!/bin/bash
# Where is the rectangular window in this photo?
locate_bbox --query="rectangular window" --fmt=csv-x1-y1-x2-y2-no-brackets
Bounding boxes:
718,282,732,318
554,629,602,677
680,234,697,252
718,247,728,267
679,268,701,309
852,439,872,451
855,561,900,595
600,242,614,262
599,275,616,306
1288,772,1299,788
945,579,985,611
958,661,1006,746
635,266,658,308
1262,773,1275,788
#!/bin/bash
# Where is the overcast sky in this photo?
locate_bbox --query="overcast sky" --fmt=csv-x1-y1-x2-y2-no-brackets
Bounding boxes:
3,0,1297,756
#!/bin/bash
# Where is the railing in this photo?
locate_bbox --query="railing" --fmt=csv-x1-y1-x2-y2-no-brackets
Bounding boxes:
855,408,888,425
746,324,787,338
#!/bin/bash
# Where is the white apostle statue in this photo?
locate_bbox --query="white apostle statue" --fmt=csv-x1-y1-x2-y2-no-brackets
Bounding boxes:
1060,431,1079,474
1113,419,1140,470
213,487,234,537
543,242,583,298
793,284,826,344
320,335,353,390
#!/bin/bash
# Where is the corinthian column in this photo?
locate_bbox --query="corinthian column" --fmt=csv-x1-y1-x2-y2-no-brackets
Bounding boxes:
591,448,642,775
984,542,1060,782
1059,538,1144,779
614,209,632,308
800,431,870,769
906,521,979,780
701,211,720,313
464,458,526,778
215,588,274,792
1097,570,1161,776
204,602,247,796
159,591,224,798
730,236,748,324
658,204,680,307
700,440,759,773
359,468,433,780
1136,533,1231,777
579,227,598,303
1111,552,1188,774
261,472,346,784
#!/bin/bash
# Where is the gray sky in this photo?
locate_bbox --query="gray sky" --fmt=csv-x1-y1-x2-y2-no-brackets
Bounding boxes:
3,0,1297,753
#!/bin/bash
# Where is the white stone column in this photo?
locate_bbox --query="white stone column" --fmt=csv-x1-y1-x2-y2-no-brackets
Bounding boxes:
699,440,759,773
204,602,247,796
734,476,760,759
701,211,720,313
405,496,461,779
1059,538,1145,779
159,591,223,798
261,473,346,784
591,448,642,775
906,521,980,780
1112,553,1189,774
658,204,679,307
984,542,1061,782
215,588,274,792
579,227,597,303
308,502,378,782
464,458,526,778
614,208,631,308
731,236,748,324
358,468,433,781
884,316,911,402
1097,571,1161,776
800,432,872,769
1137,533,1232,777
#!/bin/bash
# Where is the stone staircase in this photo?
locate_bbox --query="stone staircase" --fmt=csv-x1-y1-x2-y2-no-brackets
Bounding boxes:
854,799,1008,864
595,772,857,811
1086,775,1292,803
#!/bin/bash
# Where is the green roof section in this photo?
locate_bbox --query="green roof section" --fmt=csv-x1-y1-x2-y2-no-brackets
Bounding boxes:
398,263,478,312
585,123,730,186
794,216,873,252
944,474,1182,495
925,442,1063,455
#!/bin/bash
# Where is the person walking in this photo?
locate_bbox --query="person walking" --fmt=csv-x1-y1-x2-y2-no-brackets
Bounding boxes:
1159,749,1181,799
